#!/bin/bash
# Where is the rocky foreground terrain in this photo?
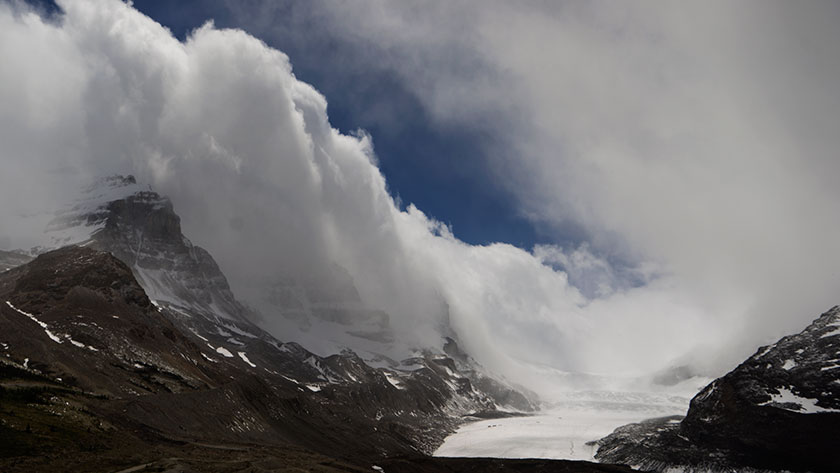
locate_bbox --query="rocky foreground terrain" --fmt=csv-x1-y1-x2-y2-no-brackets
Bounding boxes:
596,306,840,473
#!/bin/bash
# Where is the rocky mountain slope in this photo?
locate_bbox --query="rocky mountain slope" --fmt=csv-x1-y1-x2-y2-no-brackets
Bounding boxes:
46,176,532,405
595,306,840,472
0,176,557,470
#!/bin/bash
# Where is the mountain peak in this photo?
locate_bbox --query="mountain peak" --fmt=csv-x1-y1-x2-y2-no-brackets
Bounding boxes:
43,174,159,247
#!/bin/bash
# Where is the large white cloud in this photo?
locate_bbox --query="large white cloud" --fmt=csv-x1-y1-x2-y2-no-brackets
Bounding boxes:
222,0,840,375
4,0,829,394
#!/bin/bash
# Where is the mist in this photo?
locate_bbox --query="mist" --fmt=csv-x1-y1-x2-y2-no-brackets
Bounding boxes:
1,0,838,394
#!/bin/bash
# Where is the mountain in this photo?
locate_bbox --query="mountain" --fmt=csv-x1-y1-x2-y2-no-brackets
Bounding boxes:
0,176,562,470
45,175,248,323
0,246,486,467
0,235,621,472
595,306,840,472
44,175,534,408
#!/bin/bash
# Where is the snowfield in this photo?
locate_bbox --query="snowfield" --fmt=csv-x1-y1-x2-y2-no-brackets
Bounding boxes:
435,390,691,461
759,386,840,414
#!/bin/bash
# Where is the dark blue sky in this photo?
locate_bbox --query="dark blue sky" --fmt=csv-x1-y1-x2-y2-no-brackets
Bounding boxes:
29,0,548,249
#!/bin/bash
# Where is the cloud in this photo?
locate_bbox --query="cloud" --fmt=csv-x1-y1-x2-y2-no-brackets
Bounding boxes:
4,0,837,395
218,0,840,373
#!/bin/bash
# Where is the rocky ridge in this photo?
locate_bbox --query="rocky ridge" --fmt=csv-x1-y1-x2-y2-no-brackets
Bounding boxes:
595,306,840,472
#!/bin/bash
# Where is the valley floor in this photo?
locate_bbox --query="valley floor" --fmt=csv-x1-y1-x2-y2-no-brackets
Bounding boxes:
435,390,691,461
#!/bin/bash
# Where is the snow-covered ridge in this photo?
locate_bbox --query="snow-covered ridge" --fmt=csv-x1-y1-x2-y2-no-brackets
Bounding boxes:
39,175,156,250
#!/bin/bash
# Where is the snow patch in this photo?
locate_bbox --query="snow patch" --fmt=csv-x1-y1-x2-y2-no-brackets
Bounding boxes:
237,351,257,368
306,384,322,392
759,387,840,413
304,356,339,383
6,301,62,343
68,338,98,351
201,353,218,363
782,359,797,370
221,323,257,339
276,373,300,385
821,325,840,339
754,344,776,359
694,382,717,402
215,347,234,358
189,330,208,342
383,371,406,390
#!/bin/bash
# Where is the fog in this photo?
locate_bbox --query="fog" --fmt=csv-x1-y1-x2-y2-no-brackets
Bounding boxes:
1,0,838,393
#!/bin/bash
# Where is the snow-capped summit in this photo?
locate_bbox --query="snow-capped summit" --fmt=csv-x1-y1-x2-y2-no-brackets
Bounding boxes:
43,175,153,248
39,175,249,324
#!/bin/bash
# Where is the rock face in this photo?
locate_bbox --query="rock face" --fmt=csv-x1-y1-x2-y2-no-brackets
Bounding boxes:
596,306,840,473
47,175,248,323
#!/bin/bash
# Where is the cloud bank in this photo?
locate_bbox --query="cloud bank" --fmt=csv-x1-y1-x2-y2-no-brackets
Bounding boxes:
220,0,840,376
2,0,837,394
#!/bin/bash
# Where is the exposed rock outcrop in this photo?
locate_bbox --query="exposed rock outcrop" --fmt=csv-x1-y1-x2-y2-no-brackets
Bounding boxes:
596,306,840,472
